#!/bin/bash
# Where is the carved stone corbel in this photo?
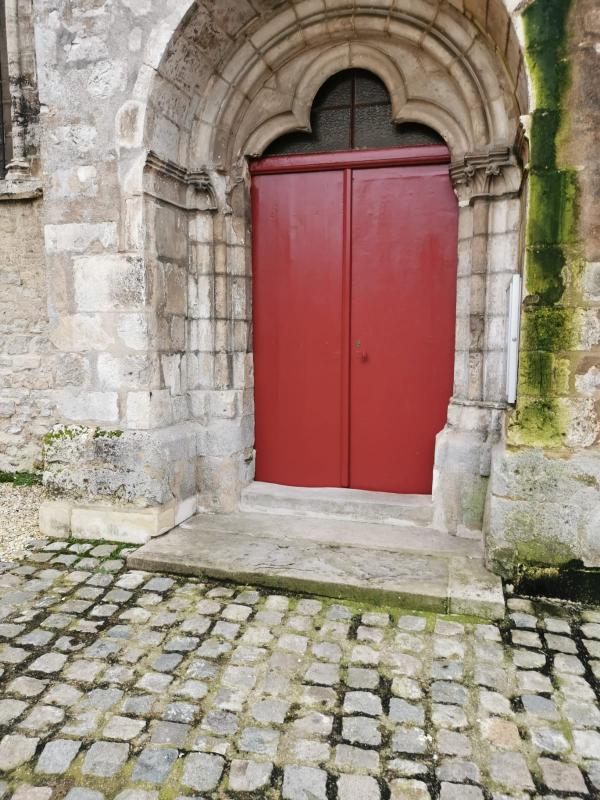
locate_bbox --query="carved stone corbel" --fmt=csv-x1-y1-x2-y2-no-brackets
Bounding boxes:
450,146,524,204
186,170,218,212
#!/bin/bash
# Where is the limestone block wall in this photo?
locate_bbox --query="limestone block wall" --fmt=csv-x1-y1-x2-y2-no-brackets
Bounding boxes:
485,0,600,575
29,0,529,537
32,1,199,515
0,0,594,558
0,197,55,471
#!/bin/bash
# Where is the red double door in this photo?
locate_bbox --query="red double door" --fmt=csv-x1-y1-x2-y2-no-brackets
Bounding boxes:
251,146,458,494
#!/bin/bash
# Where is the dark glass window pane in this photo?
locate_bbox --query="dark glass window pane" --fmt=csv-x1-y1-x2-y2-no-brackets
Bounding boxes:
354,105,445,150
354,70,389,105
354,104,398,149
394,123,445,146
265,108,351,156
264,130,318,156
312,71,353,109
263,68,444,157
311,108,351,151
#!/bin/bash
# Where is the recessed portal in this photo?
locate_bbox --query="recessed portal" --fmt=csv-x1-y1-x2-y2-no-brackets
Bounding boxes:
251,70,458,494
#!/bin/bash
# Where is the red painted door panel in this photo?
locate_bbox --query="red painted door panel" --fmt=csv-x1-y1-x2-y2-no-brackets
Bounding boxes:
251,147,457,494
252,170,346,486
350,164,457,493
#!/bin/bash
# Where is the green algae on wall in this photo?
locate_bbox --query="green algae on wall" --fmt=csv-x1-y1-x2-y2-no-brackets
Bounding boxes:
508,0,580,448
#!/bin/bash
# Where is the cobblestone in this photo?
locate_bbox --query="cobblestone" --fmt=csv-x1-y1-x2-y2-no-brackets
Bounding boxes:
2,541,600,797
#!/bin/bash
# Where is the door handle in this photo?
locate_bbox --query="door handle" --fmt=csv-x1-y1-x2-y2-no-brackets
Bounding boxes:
354,340,368,362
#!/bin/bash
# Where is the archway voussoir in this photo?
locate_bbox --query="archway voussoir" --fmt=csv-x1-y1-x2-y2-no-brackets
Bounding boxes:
435,7,478,55
219,41,257,86
260,29,308,70
463,0,487,28
485,0,511,54
249,7,298,51
389,0,439,25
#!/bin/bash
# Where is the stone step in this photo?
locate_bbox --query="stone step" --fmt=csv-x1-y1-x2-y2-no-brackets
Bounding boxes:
240,482,433,527
128,511,504,619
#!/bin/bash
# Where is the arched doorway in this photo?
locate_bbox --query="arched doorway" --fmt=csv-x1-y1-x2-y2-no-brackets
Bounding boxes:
251,70,458,494
107,0,528,531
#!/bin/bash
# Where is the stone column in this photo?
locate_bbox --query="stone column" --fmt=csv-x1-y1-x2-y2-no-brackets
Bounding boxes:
3,0,37,180
189,162,254,513
432,146,524,535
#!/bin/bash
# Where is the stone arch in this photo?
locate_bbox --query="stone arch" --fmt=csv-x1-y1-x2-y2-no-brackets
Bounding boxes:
120,0,530,530
239,43,473,159
136,1,526,176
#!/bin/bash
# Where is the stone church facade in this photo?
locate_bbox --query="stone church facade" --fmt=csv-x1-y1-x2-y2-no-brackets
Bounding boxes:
0,0,598,578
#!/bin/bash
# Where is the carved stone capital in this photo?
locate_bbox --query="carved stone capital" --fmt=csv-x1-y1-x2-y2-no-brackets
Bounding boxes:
450,147,524,204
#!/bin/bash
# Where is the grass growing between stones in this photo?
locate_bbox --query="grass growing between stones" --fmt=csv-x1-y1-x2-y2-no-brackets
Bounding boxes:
0,471,42,486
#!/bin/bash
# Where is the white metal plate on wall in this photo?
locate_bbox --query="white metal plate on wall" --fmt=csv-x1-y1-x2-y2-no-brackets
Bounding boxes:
506,274,522,405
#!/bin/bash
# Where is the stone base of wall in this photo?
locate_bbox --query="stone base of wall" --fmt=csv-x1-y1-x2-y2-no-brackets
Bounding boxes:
40,421,201,543
43,423,198,507
197,450,255,514
39,495,197,544
485,440,600,577
432,402,504,536
39,420,253,542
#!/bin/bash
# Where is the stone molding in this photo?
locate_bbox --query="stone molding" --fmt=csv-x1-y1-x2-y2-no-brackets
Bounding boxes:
145,151,218,212
450,397,508,412
450,147,524,203
0,176,42,201
124,0,529,194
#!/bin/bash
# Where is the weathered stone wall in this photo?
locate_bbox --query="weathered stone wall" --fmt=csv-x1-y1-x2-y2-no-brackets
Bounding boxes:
28,0,528,541
0,197,55,471
485,0,600,575
0,0,595,559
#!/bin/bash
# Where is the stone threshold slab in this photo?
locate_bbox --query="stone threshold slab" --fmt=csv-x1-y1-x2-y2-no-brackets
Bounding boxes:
179,511,483,557
128,513,504,619
240,481,433,526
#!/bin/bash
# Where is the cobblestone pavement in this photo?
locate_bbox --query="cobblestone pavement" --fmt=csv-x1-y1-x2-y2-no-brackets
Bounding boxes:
1,541,600,799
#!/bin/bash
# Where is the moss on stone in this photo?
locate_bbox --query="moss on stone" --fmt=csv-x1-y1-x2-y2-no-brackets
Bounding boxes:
522,306,575,352
573,472,599,488
513,539,575,567
511,0,580,447
519,351,554,396
93,429,124,439
461,479,488,531
526,171,579,247
528,109,560,171
523,245,566,306
42,425,84,446
518,351,572,397
508,398,566,447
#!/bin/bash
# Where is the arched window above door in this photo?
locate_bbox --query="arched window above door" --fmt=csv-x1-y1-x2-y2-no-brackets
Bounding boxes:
264,69,444,157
